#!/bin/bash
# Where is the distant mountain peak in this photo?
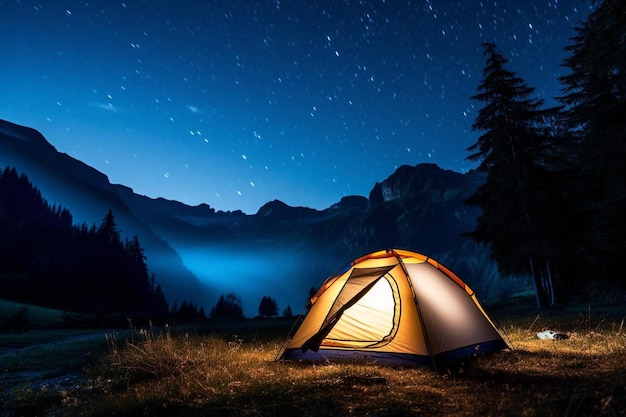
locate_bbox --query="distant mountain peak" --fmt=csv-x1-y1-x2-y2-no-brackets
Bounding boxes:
1,119,498,317
368,163,473,206
256,199,320,221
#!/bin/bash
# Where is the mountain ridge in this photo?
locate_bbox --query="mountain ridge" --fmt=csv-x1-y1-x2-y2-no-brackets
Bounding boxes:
0,119,509,315
0,119,208,307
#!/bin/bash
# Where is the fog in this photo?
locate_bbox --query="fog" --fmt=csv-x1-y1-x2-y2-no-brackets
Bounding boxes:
177,244,313,317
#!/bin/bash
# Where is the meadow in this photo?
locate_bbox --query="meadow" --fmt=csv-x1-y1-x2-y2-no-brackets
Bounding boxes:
1,301,625,417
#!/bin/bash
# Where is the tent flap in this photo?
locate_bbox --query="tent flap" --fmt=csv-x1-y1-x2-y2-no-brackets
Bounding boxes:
301,265,394,352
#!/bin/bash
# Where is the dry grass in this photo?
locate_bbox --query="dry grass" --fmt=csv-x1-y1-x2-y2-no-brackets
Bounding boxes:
3,309,625,417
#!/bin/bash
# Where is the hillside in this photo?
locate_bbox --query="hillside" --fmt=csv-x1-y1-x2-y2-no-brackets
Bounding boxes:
0,119,515,315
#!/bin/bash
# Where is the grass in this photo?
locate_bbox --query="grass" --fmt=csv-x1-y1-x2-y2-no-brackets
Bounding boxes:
0,299,67,330
1,306,625,417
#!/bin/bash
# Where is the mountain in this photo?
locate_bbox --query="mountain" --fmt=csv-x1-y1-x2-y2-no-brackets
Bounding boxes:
0,119,511,316
0,120,209,307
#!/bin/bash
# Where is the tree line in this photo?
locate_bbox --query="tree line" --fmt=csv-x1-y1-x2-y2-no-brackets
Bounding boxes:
208,293,292,320
0,166,169,317
464,0,625,307
0,170,293,321
2,1,621,315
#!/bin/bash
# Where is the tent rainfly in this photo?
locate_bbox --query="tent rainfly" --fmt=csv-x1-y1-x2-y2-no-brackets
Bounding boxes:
279,249,510,370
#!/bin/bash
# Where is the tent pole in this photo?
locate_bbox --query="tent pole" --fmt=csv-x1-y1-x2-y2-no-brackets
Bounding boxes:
393,250,438,372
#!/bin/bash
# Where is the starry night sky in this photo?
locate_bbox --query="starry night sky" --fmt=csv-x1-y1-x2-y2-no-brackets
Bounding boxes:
1,0,591,214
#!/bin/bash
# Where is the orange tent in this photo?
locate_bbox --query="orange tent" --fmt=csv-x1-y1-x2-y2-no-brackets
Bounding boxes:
279,249,509,370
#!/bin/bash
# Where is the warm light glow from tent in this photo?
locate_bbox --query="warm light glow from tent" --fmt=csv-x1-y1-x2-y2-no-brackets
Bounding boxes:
325,278,395,347
281,249,508,367
407,262,501,353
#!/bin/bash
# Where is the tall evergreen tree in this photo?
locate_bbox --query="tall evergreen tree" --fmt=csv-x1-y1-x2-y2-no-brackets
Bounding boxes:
125,235,149,279
1,169,170,316
282,305,294,318
465,43,564,307
558,0,626,286
98,209,122,247
258,296,278,317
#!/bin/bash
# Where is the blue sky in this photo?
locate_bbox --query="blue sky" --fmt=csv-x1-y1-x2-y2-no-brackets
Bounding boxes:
1,0,590,214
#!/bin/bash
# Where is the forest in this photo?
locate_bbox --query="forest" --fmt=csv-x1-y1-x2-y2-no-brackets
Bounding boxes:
0,166,283,321
1,0,625,317
0,166,169,317
462,0,625,307
1,2,624,415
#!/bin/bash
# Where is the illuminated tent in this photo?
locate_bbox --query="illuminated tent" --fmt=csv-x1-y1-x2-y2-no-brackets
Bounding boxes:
279,249,509,370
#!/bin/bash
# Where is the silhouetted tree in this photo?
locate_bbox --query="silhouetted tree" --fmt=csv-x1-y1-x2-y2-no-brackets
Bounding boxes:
210,293,244,320
171,300,206,322
151,283,169,316
98,209,122,247
558,0,626,289
465,43,566,307
258,296,279,317
0,167,170,316
282,305,293,318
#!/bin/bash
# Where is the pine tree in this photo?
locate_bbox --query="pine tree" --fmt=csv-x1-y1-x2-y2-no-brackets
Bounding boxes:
125,235,149,278
258,296,279,317
466,43,564,307
151,283,169,316
98,209,122,247
210,293,244,320
558,0,626,285
0,170,172,315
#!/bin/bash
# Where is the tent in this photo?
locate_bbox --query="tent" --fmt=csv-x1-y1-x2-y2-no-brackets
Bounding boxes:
279,249,509,370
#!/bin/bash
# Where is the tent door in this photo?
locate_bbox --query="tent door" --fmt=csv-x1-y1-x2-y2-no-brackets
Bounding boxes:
301,265,399,352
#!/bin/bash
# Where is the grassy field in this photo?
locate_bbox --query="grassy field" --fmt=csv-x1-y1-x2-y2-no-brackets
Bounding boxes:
1,303,625,417
0,299,69,330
